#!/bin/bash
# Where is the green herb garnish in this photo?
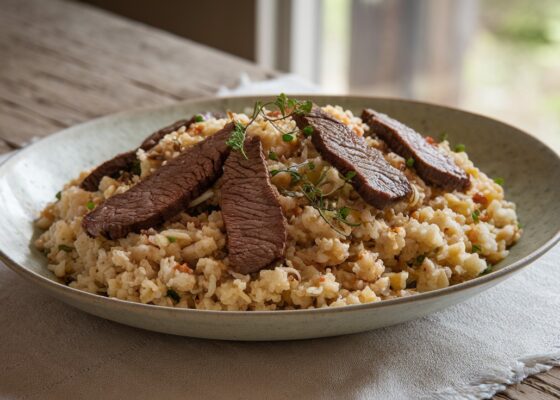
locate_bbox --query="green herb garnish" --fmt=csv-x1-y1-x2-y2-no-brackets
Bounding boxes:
440,132,448,142
472,209,480,223
86,201,95,210
282,133,294,142
56,191,62,201
167,236,177,243
472,244,482,253
454,143,466,152
194,114,204,123
58,244,73,253
493,177,504,186
268,151,278,161
406,158,415,168
226,94,313,158
303,126,314,137
166,289,181,302
226,122,248,159
415,254,426,266
334,206,360,227
517,221,523,229
344,171,356,182
273,164,361,235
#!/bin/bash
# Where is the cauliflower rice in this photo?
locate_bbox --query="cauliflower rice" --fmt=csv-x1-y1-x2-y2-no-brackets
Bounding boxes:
34,105,522,310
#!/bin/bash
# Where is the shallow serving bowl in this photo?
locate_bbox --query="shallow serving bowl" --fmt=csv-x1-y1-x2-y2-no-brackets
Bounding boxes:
0,95,559,341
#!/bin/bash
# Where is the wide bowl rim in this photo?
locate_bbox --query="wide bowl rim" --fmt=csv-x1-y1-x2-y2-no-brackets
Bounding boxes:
1,94,559,318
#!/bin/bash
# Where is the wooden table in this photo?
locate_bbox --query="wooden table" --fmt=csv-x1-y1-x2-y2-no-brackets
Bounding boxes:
0,0,557,398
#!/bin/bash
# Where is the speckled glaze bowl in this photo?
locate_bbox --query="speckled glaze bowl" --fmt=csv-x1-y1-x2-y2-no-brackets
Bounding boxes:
0,95,559,341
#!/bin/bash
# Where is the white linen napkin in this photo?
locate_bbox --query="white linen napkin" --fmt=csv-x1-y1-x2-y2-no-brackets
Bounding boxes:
1,76,559,399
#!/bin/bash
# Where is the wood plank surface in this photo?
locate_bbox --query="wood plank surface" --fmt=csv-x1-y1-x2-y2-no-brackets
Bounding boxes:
0,0,274,147
0,0,556,398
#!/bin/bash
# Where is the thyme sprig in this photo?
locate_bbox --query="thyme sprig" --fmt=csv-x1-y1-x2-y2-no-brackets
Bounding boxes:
272,162,360,235
226,94,360,236
226,94,313,158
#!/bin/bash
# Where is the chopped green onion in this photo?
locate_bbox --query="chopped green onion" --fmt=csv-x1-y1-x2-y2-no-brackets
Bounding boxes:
58,244,73,253
472,210,480,223
307,161,315,170
493,177,504,186
86,201,95,210
194,114,204,123
406,158,415,168
282,133,294,142
303,126,314,137
55,191,62,201
166,289,181,302
472,244,482,253
454,143,466,152
167,236,177,243
268,151,278,161
270,169,280,176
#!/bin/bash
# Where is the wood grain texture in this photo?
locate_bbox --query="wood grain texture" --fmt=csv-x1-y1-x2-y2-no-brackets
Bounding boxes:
494,368,560,400
0,0,274,147
0,0,555,397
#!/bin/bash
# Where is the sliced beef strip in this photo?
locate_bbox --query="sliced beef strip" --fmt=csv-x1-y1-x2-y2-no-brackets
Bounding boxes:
293,108,412,209
362,109,470,191
220,136,287,274
80,114,213,192
83,123,234,239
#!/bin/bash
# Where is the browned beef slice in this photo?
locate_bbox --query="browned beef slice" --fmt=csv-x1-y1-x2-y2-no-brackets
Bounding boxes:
79,151,138,192
293,108,412,209
80,115,210,192
362,109,470,191
220,137,287,274
83,123,234,239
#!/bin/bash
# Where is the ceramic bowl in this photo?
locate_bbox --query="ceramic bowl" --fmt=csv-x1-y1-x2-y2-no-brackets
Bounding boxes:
0,95,559,341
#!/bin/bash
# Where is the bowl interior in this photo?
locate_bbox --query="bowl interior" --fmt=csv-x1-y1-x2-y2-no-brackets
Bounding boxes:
0,95,559,286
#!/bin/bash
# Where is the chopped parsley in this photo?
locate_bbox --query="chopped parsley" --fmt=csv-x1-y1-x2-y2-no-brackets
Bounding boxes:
406,157,415,168
282,133,294,142
493,177,504,186
303,126,314,137
344,171,356,182
440,132,448,142
167,236,177,243
166,289,181,302
454,143,466,152
472,209,480,223
55,191,62,201
268,151,278,161
86,201,95,210
472,244,482,253
58,244,74,253
194,114,204,123
517,221,523,229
